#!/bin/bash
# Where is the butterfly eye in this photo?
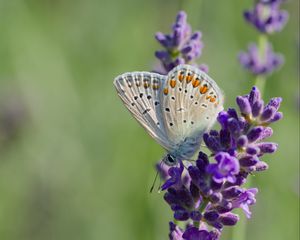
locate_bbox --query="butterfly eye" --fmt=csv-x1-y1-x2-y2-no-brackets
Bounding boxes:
167,154,176,164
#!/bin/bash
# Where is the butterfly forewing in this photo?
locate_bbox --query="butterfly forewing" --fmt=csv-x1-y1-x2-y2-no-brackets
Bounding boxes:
161,65,224,147
114,71,174,151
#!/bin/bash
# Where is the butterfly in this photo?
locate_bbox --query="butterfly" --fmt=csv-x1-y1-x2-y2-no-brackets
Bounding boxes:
113,64,224,166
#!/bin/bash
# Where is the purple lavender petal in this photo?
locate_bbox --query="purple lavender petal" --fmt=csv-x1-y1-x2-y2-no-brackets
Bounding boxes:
239,155,259,167
222,186,243,199
207,152,240,183
260,106,276,121
204,211,219,222
169,222,184,240
252,100,264,117
253,161,269,171
236,96,252,115
247,126,264,142
237,135,248,148
174,210,190,221
257,142,278,154
182,228,212,240
190,211,202,221
161,163,184,190
270,112,283,122
219,213,239,226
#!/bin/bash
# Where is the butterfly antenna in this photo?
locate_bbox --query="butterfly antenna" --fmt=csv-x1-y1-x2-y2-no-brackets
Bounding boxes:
150,169,160,193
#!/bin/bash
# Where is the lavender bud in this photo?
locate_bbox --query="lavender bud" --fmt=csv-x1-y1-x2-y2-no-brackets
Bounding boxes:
249,86,261,105
204,211,219,222
270,112,283,122
190,182,200,200
237,135,248,148
219,213,239,226
203,134,221,152
227,118,241,135
220,129,231,147
210,192,223,203
190,211,202,221
247,126,264,142
222,186,243,199
254,161,269,171
236,96,252,115
174,210,189,221
260,106,276,122
257,142,278,154
267,97,282,110
246,146,260,155
239,155,259,167
155,50,169,60
252,100,264,117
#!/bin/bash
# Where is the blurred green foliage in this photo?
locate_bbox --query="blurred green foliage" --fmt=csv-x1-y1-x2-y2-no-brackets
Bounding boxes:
0,0,299,239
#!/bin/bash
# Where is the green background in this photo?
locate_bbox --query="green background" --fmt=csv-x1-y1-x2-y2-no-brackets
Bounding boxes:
0,0,299,239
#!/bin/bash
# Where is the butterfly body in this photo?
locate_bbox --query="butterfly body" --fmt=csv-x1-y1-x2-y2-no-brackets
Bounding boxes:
114,65,224,166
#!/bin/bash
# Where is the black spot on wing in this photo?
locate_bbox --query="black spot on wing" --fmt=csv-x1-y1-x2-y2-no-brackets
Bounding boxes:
142,109,151,114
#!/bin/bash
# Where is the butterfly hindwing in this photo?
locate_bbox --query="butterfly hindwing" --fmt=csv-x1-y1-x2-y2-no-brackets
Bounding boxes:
114,71,174,151
161,65,224,149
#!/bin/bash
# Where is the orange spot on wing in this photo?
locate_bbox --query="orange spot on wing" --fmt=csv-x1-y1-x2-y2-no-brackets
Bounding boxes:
178,74,184,82
200,85,208,94
186,75,192,83
144,82,150,88
192,79,200,88
163,88,169,95
209,97,216,103
170,79,176,88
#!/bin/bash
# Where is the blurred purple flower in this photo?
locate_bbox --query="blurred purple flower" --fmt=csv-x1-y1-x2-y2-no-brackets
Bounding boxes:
239,42,284,75
155,11,206,74
244,0,288,34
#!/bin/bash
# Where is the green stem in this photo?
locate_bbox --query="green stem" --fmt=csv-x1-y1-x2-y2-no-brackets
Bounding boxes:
255,34,268,94
193,221,200,228
198,198,209,213
193,197,209,229
255,75,266,96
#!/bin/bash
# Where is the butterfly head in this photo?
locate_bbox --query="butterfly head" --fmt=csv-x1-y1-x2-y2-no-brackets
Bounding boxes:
163,153,179,166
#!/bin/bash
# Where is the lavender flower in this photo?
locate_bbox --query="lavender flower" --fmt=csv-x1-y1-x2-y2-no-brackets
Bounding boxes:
244,0,288,34
155,11,207,74
161,87,282,239
239,42,284,75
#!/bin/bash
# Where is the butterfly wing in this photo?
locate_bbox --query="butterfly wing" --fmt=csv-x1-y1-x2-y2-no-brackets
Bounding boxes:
113,71,174,151
160,64,224,157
